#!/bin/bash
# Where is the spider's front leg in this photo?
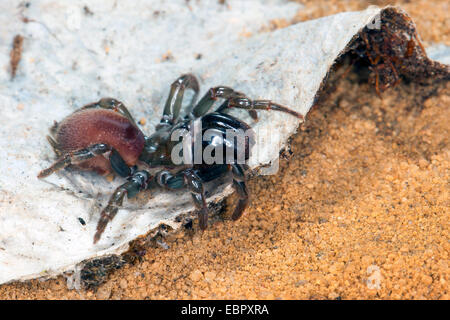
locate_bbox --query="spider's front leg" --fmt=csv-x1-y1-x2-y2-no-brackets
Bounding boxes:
192,86,247,118
193,86,303,120
94,170,152,244
161,74,200,125
224,96,304,119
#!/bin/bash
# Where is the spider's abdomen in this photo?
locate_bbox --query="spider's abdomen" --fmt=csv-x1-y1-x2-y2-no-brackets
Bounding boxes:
54,109,145,173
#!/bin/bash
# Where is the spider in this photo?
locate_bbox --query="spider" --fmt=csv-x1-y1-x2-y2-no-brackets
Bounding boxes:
38,74,303,243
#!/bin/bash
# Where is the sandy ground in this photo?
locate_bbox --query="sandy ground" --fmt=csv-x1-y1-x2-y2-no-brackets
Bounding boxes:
0,0,448,299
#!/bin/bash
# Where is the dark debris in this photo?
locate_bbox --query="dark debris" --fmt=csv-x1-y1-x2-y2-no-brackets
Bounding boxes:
10,35,24,80
79,255,125,290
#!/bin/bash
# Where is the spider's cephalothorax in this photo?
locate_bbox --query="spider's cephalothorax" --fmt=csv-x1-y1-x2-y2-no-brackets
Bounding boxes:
38,74,304,243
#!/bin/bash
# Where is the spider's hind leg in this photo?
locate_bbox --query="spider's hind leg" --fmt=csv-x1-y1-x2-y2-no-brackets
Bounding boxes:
38,143,112,178
82,98,139,127
46,135,62,157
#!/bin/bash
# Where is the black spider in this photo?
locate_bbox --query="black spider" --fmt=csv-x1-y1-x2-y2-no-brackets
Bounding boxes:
38,74,303,243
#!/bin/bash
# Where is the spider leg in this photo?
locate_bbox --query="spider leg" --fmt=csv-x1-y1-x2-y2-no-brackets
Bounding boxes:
385,59,400,89
217,98,258,120
193,86,303,120
226,97,304,119
38,143,112,178
184,169,209,230
192,86,244,118
154,169,209,230
94,170,151,244
229,164,249,221
162,74,199,125
109,149,136,177
82,98,138,127
46,135,62,157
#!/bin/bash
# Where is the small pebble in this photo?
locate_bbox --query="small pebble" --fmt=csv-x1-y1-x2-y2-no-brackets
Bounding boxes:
96,286,112,300
190,270,203,282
